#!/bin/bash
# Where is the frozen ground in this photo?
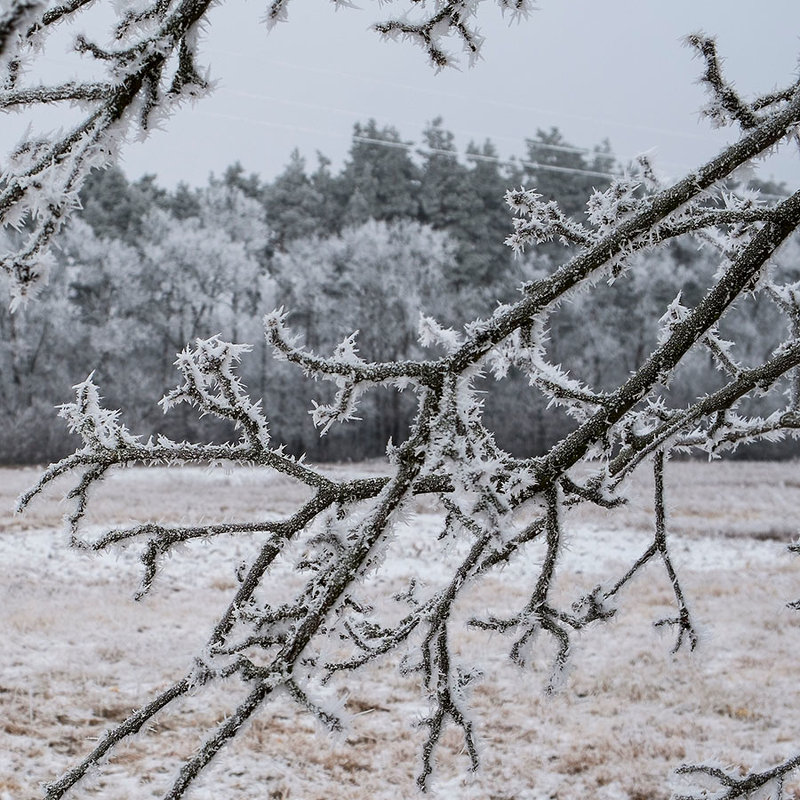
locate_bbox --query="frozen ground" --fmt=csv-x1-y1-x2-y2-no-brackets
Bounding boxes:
2,459,800,800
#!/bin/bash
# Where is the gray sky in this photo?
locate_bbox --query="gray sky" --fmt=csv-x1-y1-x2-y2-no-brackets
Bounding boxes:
5,1,800,188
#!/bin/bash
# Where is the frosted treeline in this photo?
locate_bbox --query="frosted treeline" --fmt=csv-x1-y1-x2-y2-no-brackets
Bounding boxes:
0,129,794,463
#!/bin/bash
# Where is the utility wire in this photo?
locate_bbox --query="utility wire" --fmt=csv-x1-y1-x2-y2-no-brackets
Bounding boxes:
197,111,620,181
222,89,595,157
208,49,712,143
350,135,619,179
198,111,791,197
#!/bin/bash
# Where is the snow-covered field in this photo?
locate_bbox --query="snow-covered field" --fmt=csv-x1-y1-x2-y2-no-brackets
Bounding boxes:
2,460,800,800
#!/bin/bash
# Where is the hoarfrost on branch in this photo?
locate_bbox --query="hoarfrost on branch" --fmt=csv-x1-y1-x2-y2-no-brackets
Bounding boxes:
5,3,800,799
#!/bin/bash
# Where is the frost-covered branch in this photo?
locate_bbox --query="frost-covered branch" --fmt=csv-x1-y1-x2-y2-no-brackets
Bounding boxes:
674,752,800,800
13,19,800,800
1,0,217,305
0,1,41,63
374,0,533,69
686,32,763,130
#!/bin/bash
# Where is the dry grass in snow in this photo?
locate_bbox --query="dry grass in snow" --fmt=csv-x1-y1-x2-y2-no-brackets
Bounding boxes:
2,459,800,799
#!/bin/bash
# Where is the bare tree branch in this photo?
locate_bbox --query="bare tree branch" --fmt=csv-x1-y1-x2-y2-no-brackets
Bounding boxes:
6,7,800,799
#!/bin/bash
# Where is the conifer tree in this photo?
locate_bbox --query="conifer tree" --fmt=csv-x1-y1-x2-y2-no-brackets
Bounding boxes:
340,120,420,224
264,149,325,249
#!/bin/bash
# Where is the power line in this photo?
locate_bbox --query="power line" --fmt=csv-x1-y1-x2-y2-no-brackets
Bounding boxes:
22,51,693,180
197,111,620,181
197,112,792,195
350,135,618,179
221,88,594,157
208,48,712,143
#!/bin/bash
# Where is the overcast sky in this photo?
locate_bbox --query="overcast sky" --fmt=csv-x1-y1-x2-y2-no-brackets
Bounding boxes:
5,1,800,188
